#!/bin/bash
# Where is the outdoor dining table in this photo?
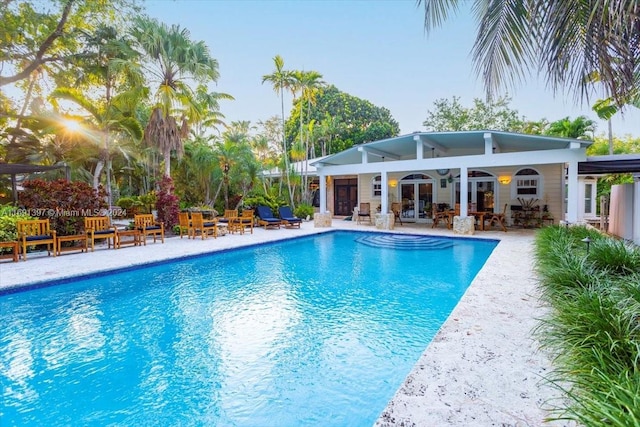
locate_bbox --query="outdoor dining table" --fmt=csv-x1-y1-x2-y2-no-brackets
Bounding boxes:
469,211,488,231
445,210,489,230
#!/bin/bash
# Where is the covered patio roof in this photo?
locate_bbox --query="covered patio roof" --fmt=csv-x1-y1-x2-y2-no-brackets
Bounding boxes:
578,154,640,175
312,131,592,167
0,163,69,202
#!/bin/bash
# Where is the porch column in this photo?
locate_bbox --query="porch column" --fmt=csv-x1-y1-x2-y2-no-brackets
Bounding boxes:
319,172,327,212
459,166,469,216
314,172,332,228
566,161,579,223
380,172,389,214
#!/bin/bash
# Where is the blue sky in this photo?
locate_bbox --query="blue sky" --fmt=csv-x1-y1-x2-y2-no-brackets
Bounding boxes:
145,0,640,138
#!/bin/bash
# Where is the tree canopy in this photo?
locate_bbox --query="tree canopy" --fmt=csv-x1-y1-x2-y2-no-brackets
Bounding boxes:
285,85,400,155
422,95,526,132
418,1,640,111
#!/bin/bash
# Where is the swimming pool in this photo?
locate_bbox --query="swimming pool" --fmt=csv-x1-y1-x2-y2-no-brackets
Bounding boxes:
0,231,497,426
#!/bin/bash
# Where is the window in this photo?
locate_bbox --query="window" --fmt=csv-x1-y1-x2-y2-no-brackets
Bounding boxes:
513,168,541,198
584,183,593,214
372,175,382,197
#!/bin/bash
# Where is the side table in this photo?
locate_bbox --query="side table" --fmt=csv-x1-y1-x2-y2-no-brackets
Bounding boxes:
116,229,141,249
57,234,87,256
0,241,19,262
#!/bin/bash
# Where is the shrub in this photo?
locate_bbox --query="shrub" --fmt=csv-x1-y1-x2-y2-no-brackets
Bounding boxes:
535,225,640,424
156,176,179,228
294,203,314,219
18,179,108,236
0,205,33,254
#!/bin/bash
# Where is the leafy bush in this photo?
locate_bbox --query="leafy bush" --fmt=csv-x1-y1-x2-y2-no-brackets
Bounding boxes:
156,176,179,228
18,179,108,236
242,194,279,212
534,225,640,424
0,205,33,254
294,203,314,219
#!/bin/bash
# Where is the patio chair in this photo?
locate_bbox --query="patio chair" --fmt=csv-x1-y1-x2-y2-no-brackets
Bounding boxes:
177,212,192,238
84,216,117,251
238,209,254,234
431,204,449,229
278,206,302,228
218,209,240,233
391,202,402,226
134,214,164,244
17,219,57,261
256,206,282,229
190,212,217,239
356,202,371,224
486,204,508,232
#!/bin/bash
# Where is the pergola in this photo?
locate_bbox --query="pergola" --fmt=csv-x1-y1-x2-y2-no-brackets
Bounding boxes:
0,163,70,202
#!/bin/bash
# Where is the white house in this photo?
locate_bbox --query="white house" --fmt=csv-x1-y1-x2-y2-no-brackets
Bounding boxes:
311,131,593,233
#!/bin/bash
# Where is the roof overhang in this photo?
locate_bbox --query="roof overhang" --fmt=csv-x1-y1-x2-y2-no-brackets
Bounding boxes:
0,163,68,175
312,131,592,169
578,154,640,175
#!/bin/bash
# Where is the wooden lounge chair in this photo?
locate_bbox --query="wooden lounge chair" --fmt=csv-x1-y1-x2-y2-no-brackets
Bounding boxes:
134,214,164,244
256,206,281,229
356,202,371,224
84,216,117,251
278,206,302,228
190,212,217,239
391,202,402,226
17,219,57,260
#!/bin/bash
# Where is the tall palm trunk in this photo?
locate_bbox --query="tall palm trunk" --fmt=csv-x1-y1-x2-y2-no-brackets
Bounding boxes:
282,87,295,207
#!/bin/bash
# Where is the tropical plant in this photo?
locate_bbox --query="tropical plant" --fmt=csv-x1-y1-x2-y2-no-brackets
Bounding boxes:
291,69,325,205
131,16,220,178
545,116,596,139
18,179,108,235
418,1,640,112
534,225,640,424
262,55,296,206
155,176,179,228
285,85,400,154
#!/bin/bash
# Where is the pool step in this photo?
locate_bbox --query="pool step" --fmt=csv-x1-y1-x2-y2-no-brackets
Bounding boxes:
355,234,454,250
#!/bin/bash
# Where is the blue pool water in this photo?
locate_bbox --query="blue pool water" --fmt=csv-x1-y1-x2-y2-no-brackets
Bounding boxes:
0,231,497,426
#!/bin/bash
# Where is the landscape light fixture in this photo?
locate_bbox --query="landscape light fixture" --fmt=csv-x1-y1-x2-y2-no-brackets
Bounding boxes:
581,236,592,254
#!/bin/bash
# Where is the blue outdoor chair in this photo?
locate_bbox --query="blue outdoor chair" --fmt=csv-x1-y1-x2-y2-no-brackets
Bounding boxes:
256,206,282,229
278,206,302,228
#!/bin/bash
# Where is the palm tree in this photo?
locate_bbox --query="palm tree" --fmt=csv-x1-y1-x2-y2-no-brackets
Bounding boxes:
262,55,295,206
418,1,640,111
212,122,258,209
131,16,220,178
546,116,596,139
190,84,234,138
292,70,324,204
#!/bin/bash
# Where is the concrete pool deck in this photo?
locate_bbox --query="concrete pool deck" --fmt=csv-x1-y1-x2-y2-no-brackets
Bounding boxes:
0,220,568,426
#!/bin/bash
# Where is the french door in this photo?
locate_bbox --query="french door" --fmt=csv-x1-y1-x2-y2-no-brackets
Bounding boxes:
400,180,433,222
454,179,496,212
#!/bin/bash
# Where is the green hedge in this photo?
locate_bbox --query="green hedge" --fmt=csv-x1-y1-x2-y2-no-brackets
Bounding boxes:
534,225,640,425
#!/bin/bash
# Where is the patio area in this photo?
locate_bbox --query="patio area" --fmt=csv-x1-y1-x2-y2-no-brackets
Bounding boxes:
0,221,569,426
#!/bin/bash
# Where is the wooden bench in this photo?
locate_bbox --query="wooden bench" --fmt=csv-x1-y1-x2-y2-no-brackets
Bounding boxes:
16,219,57,261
